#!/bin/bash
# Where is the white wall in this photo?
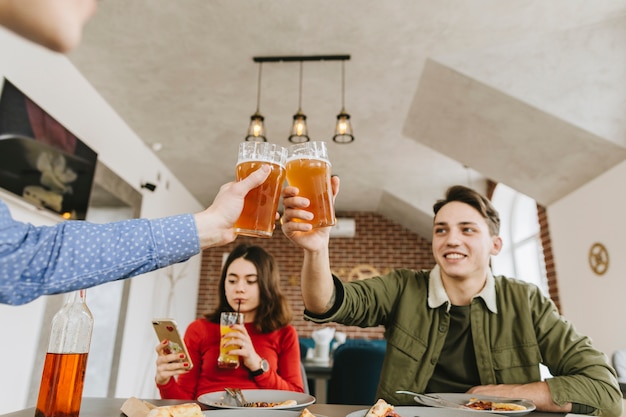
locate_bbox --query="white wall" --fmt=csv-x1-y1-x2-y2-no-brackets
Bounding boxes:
0,28,203,412
548,161,626,359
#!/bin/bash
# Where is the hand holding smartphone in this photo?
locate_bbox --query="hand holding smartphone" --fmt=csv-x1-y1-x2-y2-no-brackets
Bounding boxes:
152,318,193,369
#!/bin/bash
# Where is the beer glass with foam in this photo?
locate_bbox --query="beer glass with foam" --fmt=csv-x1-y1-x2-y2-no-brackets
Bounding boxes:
217,312,244,368
286,141,336,228
234,142,287,238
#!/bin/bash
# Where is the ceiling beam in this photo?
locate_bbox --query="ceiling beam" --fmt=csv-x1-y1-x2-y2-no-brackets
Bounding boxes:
253,55,350,63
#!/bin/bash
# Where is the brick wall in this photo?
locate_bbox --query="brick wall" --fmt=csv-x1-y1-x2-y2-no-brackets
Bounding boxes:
537,204,560,312
196,211,434,340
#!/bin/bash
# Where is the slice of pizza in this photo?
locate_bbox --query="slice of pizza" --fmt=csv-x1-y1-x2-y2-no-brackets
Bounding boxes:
146,403,203,417
365,399,400,417
300,408,315,417
465,398,526,411
491,402,527,411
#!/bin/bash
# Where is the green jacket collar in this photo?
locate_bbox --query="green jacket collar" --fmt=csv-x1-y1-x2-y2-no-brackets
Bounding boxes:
427,264,498,313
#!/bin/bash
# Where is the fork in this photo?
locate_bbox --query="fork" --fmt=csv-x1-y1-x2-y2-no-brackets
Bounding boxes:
224,388,249,407
395,390,470,409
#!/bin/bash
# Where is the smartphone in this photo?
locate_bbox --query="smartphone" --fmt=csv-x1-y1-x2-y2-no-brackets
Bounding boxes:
151,318,193,369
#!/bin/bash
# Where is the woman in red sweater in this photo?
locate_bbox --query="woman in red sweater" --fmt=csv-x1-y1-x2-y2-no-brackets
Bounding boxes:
155,244,303,399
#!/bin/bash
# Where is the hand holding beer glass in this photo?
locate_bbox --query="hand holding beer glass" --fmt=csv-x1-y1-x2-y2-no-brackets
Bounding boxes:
217,312,244,368
234,142,287,238
286,141,336,228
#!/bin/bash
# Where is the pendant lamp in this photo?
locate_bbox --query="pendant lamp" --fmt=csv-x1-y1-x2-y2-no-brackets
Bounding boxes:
333,60,354,144
288,61,310,143
245,63,267,142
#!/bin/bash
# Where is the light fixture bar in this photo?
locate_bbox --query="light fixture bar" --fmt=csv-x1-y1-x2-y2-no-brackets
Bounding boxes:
247,54,354,144
253,55,350,63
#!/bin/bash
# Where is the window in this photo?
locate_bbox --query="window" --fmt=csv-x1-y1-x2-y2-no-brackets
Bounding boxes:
491,183,549,297
491,183,552,380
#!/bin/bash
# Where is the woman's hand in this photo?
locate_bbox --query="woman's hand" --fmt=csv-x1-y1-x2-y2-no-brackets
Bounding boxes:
222,324,263,371
154,339,191,385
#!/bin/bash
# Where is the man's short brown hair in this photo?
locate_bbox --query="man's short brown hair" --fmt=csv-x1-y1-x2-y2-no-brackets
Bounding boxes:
433,185,500,236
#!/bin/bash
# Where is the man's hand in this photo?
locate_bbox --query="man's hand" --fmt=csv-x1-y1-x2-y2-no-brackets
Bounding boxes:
194,165,271,249
280,176,340,252
468,382,572,413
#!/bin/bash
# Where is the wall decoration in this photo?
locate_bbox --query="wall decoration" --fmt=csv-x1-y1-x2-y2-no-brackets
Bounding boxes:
288,264,394,287
588,242,609,276
0,78,97,219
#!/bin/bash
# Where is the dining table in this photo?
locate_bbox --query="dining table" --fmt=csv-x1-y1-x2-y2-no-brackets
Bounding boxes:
0,398,363,417
3,397,626,417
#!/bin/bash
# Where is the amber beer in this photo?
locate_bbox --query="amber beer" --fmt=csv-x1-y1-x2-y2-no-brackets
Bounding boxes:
217,312,244,368
35,352,88,417
234,142,287,238
286,141,335,228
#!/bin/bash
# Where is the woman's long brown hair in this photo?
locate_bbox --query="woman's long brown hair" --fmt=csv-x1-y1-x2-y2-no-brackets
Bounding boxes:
204,244,293,333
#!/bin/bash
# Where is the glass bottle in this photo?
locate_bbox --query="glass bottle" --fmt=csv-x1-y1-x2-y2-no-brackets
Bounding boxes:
34,290,94,417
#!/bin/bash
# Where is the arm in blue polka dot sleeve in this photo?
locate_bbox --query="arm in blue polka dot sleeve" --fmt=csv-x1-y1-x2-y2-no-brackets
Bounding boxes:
0,200,200,305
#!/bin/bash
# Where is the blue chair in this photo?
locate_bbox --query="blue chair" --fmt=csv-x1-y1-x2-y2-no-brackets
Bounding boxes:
612,350,626,398
327,340,386,405
300,361,310,394
299,338,315,360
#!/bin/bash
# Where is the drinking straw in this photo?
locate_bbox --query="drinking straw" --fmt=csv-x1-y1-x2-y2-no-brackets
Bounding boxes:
237,300,241,315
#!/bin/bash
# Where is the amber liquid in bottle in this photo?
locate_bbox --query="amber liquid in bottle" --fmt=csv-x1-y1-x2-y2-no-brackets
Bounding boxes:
35,353,89,417
34,290,93,417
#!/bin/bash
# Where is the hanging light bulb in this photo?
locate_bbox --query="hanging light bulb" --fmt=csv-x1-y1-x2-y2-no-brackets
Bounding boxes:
333,60,354,144
288,61,310,143
245,62,267,142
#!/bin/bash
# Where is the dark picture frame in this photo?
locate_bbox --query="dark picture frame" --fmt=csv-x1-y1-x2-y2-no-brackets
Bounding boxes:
0,78,97,220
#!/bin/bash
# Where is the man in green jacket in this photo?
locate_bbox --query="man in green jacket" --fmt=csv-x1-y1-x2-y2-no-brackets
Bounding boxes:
281,181,622,417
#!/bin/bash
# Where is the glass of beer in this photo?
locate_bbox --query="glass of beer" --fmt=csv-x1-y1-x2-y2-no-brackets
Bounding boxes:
234,142,287,238
286,141,336,228
217,312,244,369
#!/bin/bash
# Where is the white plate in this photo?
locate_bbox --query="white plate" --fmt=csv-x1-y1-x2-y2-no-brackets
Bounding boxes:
347,407,494,417
202,410,322,417
412,393,535,416
346,404,530,417
198,389,316,411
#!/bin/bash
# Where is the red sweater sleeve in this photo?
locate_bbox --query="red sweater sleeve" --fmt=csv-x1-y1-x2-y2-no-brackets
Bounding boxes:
157,375,192,400
251,325,304,392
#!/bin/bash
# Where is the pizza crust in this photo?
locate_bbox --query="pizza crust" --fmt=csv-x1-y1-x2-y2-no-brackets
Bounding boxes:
146,403,203,417
300,408,315,417
242,399,299,408
365,399,394,417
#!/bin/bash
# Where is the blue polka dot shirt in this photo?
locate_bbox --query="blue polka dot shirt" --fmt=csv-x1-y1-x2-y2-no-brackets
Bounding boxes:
0,200,200,305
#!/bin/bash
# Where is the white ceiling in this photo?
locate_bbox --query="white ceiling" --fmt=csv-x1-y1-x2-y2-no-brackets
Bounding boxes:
69,1,626,237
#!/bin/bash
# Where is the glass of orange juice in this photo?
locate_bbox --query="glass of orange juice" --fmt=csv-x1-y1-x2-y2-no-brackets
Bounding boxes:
234,142,287,238
217,312,244,368
286,141,336,228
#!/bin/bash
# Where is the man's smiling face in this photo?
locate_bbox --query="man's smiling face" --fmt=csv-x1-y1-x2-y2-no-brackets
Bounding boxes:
432,201,502,282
